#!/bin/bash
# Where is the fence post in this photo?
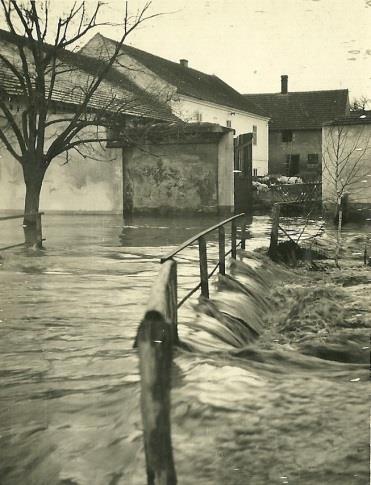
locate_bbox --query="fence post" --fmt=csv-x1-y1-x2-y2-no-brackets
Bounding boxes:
231,219,237,259
135,259,178,484
137,311,177,485
269,203,280,252
240,220,246,250
218,226,226,275
36,213,43,248
198,236,209,298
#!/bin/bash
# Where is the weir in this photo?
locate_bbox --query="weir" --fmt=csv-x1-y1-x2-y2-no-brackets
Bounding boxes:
135,211,279,484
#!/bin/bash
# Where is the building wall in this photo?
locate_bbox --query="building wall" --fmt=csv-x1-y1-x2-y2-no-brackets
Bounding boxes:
269,129,322,179
322,123,371,217
123,134,234,213
173,95,269,176
0,113,123,213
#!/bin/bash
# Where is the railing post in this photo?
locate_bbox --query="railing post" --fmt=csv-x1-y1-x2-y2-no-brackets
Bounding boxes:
36,213,43,248
198,236,209,298
231,220,237,259
218,226,225,275
137,312,177,485
269,203,280,252
240,220,246,250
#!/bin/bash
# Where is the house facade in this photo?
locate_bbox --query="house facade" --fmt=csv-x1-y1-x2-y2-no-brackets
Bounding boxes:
80,34,270,176
322,111,371,220
0,29,177,214
244,76,349,180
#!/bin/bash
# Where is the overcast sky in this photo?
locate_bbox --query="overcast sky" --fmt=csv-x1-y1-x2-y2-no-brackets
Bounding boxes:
4,0,371,101
95,0,371,101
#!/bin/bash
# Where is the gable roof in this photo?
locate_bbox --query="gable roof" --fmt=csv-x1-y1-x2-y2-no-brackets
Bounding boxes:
243,89,349,130
95,34,267,118
0,29,177,123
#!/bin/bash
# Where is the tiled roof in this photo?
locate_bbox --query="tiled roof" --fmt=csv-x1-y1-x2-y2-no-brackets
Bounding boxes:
243,89,349,130
324,110,371,126
97,35,267,118
0,29,177,123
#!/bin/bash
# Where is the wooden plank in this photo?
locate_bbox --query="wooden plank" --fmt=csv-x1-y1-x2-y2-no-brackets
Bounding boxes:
231,219,237,259
137,311,177,485
198,236,209,298
145,259,178,345
218,226,226,275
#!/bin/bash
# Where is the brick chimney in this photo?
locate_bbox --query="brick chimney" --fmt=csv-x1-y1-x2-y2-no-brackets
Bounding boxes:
179,59,188,68
281,75,288,94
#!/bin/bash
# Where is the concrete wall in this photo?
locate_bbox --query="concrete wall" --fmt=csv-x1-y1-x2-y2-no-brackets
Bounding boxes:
0,114,122,213
173,96,269,176
123,133,234,213
322,123,371,218
269,129,322,179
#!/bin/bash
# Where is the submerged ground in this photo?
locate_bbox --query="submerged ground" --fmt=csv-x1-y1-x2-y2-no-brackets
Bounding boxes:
0,214,369,484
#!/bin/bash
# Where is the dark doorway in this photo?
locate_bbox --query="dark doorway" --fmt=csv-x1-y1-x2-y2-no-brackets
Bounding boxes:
234,133,253,213
287,154,300,176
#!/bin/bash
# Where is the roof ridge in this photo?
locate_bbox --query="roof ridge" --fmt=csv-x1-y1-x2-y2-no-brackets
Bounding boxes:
98,33,216,79
244,88,349,96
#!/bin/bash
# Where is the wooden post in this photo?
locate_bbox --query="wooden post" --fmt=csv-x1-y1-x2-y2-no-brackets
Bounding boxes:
218,226,226,275
231,219,237,259
36,213,43,248
198,236,209,298
240,220,246,250
137,312,177,485
269,203,280,252
122,147,134,223
135,259,178,484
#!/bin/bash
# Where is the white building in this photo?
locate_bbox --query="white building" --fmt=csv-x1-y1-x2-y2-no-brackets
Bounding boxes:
81,34,270,175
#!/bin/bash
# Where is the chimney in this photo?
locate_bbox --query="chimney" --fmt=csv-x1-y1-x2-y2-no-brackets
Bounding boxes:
281,75,288,94
179,59,188,68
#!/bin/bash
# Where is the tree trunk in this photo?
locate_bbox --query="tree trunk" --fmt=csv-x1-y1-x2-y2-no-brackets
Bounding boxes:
23,164,45,248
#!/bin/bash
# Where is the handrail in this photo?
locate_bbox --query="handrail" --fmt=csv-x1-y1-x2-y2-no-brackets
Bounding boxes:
160,212,245,263
0,212,45,250
0,212,44,222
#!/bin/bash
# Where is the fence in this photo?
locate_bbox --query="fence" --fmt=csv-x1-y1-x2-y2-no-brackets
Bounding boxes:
0,212,44,251
135,212,248,484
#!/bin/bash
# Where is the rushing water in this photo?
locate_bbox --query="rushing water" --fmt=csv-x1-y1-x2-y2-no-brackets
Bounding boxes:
0,214,369,485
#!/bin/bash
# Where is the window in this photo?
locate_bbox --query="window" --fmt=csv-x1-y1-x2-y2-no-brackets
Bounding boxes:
194,111,202,122
282,130,293,143
226,120,232,128
253,168,258,177
307,153,319,164
286,154,300,176
252,125,257,145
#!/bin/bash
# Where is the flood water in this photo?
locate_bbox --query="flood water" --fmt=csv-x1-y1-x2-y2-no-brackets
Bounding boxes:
0,214,369,485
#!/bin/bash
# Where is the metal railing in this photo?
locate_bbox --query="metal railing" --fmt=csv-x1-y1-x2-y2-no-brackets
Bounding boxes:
160,212,247,308
0,212,44,251
135,212,248,484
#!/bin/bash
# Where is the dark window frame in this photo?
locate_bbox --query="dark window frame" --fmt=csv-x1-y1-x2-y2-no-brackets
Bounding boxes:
282,130,293,143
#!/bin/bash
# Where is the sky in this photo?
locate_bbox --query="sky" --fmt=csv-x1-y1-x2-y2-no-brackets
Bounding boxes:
3,0,371,101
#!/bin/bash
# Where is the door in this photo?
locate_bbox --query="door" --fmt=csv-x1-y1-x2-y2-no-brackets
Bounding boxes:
287,154,300,176
234,133,253,213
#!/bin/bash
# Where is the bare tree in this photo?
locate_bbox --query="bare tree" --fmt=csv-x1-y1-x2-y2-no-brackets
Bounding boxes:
322,122,371,265
0,0,165,245
350,95,370,112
